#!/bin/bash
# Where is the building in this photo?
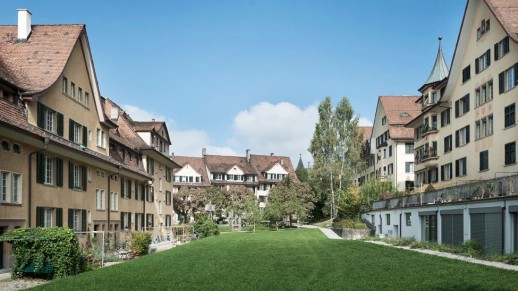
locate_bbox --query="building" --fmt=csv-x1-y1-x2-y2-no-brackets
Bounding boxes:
356,126,373,186
0,10,179,269
369,96,421,191
172,149,295,211
364,0,518,255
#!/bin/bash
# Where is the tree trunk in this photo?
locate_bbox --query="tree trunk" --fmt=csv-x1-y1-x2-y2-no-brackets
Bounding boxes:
330,172,335,221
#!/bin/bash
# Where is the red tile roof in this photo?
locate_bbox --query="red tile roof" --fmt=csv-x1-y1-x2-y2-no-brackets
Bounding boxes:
379,96,421,125
172,156,210,186
0,25,84,94
204,155,257,174
486,0,518,41
358,126,373,142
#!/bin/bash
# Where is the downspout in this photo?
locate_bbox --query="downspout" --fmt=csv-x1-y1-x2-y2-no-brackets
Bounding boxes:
28,137,49,227
399,212,402,238
107,165,122,233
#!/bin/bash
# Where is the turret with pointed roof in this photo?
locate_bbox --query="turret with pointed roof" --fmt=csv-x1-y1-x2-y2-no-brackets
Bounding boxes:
423,37,449,87
296,154,305,171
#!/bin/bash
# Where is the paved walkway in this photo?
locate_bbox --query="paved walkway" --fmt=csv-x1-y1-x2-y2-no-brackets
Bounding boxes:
300,225,342,239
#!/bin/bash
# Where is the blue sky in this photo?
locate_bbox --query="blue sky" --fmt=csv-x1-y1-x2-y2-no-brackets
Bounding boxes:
2,1,466,166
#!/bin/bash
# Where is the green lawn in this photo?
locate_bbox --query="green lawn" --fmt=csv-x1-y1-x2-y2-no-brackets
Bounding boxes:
35,229,518,290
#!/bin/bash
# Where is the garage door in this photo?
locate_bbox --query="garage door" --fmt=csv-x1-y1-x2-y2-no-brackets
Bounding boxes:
470,207,503,255
441,210,463,246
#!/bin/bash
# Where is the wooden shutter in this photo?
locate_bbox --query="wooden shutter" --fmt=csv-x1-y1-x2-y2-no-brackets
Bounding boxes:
128,212,132,230
466,125,470,144
455,100,459,117
81,210,87,231
465,95,470,113
121,178,125,198
36,153,44,184
514,63,518,87
499,72,505,94
486,49,491,66
82,125,88,146
57,112,64,137
36,207,44,227
128,180,132,199
504,37,509,54
56,208,63,227
56,158,63,187
141,214,145,230
455,130,459,148
68,161,74,189
68,208,74,229
135,213,139,231
82,166,87,191
121,212,124,230
69,119,74,141
37,102,45,128
494,43,499,60
455,159,459,177
475,58,479,74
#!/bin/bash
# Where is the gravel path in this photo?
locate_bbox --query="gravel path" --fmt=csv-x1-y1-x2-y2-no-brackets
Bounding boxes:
0,273,48,291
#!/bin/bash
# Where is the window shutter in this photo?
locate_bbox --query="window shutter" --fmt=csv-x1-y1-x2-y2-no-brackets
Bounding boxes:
151,190,154,202
455,130,459,148
128,180,132,199
37,102,45,128
455,160,459,177
82,125,88,146
486,49,491,66
36,153,44,184
56,158,63,187
128,212,132,229
68,161,74,189
475,58,479,74
479,152,483,171
514,63,518,86
465,95,470,113
466,125,470,144
494,43,499,60
56,208,63,227
121,212,125,230
69,119,74,141
440,166,444,181
36,207,44,227
141,214,145,230
81,209,87,231
57,112,64,137
121,178,125,197
499,72,505,94
455,100,459,118
82,166,87,191
68,209,74,229
504,37,510,53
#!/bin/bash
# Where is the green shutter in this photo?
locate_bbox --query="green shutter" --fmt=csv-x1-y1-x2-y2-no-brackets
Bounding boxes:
121,178,125,198
56,208,63,227
36,153,44,184
82,125,88,146
494,43,499,60
56,158,63,187
37,102,45,129
68,161,74,189
69,119,74,141
499,72,505,94
36,207,44,227
128,212,132,229
515,63,518,87
82,166,87,191
120,212,125,230
475,57,479,74
135,213,139,231
57,112,64,137
466,125,470,144
486,49,490,66
81,209,87,231
128,180,132,199
68,208,74,229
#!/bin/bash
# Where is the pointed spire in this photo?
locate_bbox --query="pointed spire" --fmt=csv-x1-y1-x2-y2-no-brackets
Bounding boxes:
424,36,449,85
296,154,305,170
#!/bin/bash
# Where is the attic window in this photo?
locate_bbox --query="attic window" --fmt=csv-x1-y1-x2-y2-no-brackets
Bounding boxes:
401,112,410,118
477,19,490,40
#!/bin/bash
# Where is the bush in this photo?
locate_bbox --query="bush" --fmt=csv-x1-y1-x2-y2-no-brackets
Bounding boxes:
194,214,220,238
461,239,484,257
131,232,152,256
0,227,83,278
332,219,369,230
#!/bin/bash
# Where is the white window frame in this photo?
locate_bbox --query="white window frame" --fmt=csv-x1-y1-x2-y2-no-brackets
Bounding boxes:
44,156,54,185
96,189,106,210
110,192,118,211
44,208,53,228
45,110,54,133
505,67,516,92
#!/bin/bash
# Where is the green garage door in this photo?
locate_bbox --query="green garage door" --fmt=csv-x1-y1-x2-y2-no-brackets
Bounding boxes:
441,210,463,246
470,207,503,255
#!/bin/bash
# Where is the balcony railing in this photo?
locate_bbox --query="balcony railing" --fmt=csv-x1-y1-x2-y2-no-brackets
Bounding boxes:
415,147,438,164
371,174,518,210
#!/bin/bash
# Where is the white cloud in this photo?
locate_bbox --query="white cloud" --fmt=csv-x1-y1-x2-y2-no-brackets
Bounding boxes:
122,105,167,123
358,117,373,126
233,102,318,166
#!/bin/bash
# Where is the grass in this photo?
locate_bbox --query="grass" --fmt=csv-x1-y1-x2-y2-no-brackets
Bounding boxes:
34,229,518,291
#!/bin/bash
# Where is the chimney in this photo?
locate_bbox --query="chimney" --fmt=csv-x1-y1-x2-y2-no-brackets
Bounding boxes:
281,158,284,166
152,118,155,122
246,149,250,163
270,153,274,156
202,148,206,157
17,9,32,42
110,108,119,120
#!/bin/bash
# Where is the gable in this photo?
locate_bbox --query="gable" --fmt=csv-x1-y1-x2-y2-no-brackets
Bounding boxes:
227,165,245,175
266,163,289,175
175,163,202,177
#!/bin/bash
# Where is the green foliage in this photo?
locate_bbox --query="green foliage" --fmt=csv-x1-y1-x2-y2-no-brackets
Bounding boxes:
332,219,368,230
131,232,152,256
295,166,309,183
194,214,220,238
491,253,518,265
264,175,315,223
461,239,484,257
359,179,398,209
0,227,83,278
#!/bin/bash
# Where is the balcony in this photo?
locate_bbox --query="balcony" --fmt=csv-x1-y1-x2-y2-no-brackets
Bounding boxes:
376,141,388,149
415,147,438,165
371,174,518,210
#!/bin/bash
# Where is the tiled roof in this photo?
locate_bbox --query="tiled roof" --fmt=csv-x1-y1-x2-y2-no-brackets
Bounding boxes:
0,25,84,94
172,156,210,186
204,155,257,174
102,98,149,150
379,96,421,125
389,127,415,140
249,154,295,173
133,121,165,132
486,0,518,41
358,126,373,142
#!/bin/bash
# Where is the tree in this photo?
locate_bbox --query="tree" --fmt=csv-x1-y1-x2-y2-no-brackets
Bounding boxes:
308,96,364,220
226,186,255,231
201,187,227,220
264,174,315,227
173,187,204,223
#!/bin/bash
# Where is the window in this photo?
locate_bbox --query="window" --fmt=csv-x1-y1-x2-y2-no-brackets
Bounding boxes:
45,156,53,185
62,76,68,95
1,141,9,151
110,192,119,211
405,213,411,226
165,167,171,182
382,116,387,125
455,157,467,177
69,162,86,190
405,162,414,173
443,135,452,154
475,115,493,140
45,109,54,132
96,189,105,210
36,154,63,187
121,178,132,199
69,119,87,146
44,208,53,228
85,92,89,107
475,80,493,107
0,171,21,204
35,207,63,228
389,145,392,157
386,214,390,225
146,214,154,228
387,163,393,175
505,104,515,128
96,129,106,148
441,163,453,181
495,36,510,60
71,82,76,99
78,87,83,103
136,183,144,201
505,142,516,165
455,125,470,147
405,143,414,154
37,103,64,136
455,94,470,117
475,50,491,73
462,65,471,83
477,19,490,39
146,186,154,202
165,215,172,227
68,209,86,232
499,64,518,93
13,144,21,154
480,150,489,171
147,158,155,175
165,191,171,205
121,212,132,230
440,108,451,127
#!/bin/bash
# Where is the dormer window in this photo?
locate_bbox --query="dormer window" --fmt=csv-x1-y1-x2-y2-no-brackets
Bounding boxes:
400,112,410,118
477,19,490,39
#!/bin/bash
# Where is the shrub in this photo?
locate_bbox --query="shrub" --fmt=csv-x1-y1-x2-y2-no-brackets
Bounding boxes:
131,232,152,256
461,239,484,257
194,214,220,238
332,219,369,230
0,227,83,278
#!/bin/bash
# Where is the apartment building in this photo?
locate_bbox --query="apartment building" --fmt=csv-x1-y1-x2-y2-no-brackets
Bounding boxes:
0,10,179,269
366,96,421,192
172,149,295,210
364,0,518,255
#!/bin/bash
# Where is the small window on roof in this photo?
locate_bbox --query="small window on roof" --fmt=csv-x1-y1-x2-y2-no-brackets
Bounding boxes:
401,112,410,117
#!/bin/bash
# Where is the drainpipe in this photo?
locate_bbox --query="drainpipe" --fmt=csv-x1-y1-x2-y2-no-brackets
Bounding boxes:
399,212,402,238
107,165,122,234
28,137,49,227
